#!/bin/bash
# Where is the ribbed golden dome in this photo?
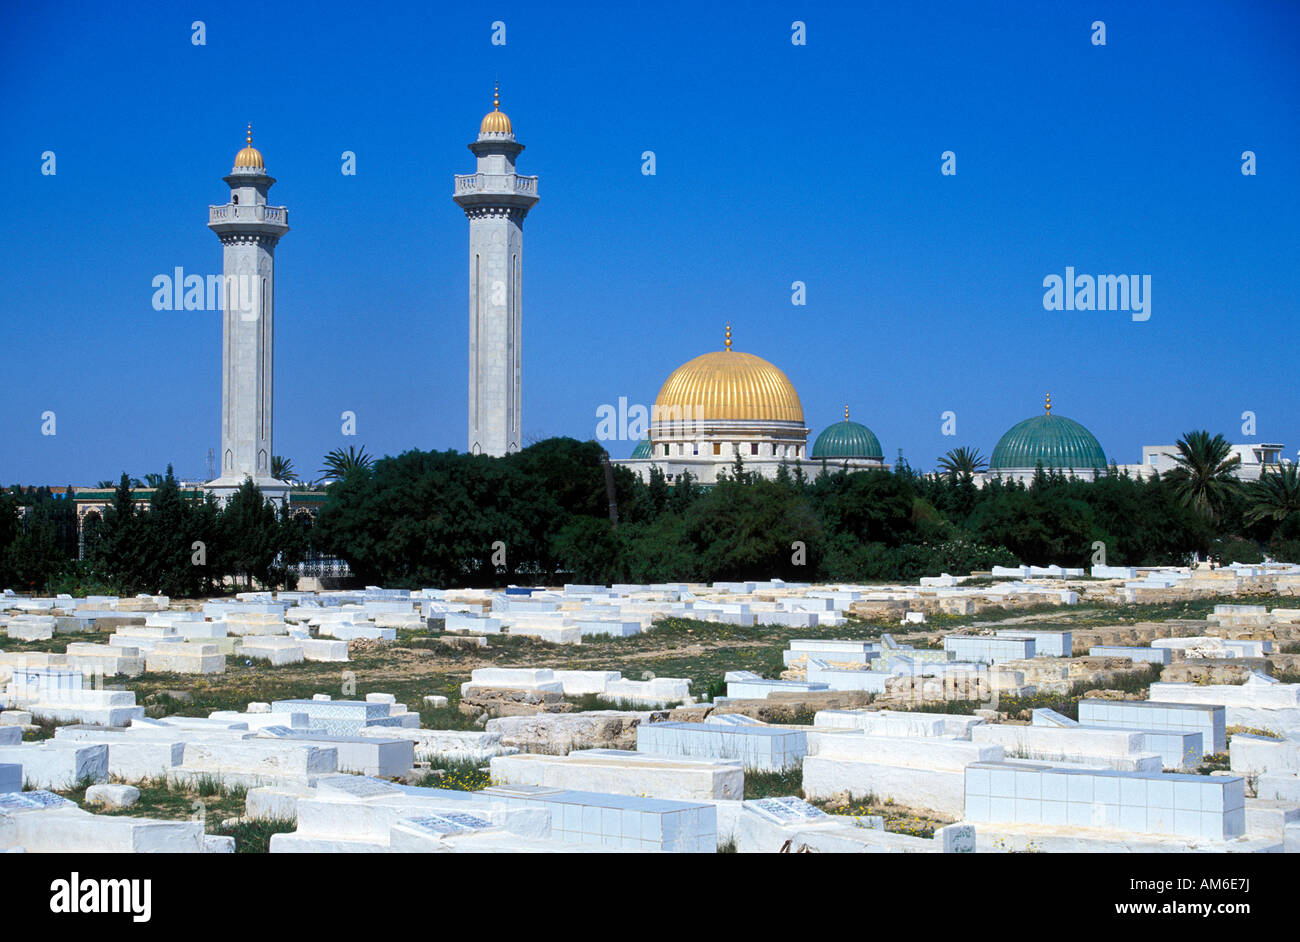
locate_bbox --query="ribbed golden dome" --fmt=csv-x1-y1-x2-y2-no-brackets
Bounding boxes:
654,329,804,424
480,109,512,135
480,84,513,135
233,123,264,169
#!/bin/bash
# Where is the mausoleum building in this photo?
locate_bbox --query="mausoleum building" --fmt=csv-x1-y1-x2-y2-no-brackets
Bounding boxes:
615,326,888,484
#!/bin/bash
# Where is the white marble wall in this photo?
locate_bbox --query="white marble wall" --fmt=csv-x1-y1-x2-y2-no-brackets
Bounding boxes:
467,209,523,456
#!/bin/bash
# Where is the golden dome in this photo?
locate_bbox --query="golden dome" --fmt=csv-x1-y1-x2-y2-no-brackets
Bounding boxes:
480,84,513,135
233,123,264,169
653,327,804,424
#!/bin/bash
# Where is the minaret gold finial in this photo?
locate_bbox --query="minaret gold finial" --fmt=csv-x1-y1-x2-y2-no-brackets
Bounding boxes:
724,324,732,351
1045,392,1052,415
478,83,513,135
845,405,850,421
233,123,265,170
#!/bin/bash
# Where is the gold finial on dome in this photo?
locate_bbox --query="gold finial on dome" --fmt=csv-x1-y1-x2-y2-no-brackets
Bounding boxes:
480,83,513,135
724,324,732,351
1045,392,1052,415
845,405,850,420
233,122,265,170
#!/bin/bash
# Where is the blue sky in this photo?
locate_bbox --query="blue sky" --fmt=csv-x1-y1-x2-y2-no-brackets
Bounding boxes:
2,0,1298,484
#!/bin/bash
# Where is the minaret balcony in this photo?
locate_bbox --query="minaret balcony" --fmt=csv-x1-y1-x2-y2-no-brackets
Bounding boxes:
208,204,289,226
453,173,539,199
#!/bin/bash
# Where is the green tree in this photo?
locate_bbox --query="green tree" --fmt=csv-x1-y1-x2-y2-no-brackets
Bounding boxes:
936,446,988,481
143,466,185,595
273,504,309,590
1245,463,1300,526
812,469,914,547
685,476,822,581
506,438,612,519
729,452,751,484
669,470,700,515
319,446,374,480
967,484,1096,566
219,479,282,589
316,449,541,587
6,502,67,591
1164,431,1241,521
620,515,699,582
552,516,622,584
141,465,213,598
88,474,147,592
190,491,223,595
645,465,670,519
0,489,19,588
272,455,298,482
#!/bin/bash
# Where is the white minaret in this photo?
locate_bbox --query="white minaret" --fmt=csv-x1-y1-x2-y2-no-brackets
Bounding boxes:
453,86,539,456
205,125,290,503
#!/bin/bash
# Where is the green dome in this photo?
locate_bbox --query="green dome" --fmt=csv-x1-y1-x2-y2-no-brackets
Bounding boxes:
990,412,1106,471
811,419,883,460
630,436,652,460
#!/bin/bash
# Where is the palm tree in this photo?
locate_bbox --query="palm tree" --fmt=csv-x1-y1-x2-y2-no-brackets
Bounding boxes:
936,446,988,481
1164,430,1241,520
143,473,164,488
271,455,298,482
95,480,115,489
1245,463,1300,525
319,445,374,480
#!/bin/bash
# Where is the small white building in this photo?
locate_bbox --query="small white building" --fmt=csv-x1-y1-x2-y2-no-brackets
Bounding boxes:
1118,442,1288,482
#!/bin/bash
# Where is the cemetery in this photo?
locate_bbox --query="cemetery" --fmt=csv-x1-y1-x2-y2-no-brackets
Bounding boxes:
1,565,1300,853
